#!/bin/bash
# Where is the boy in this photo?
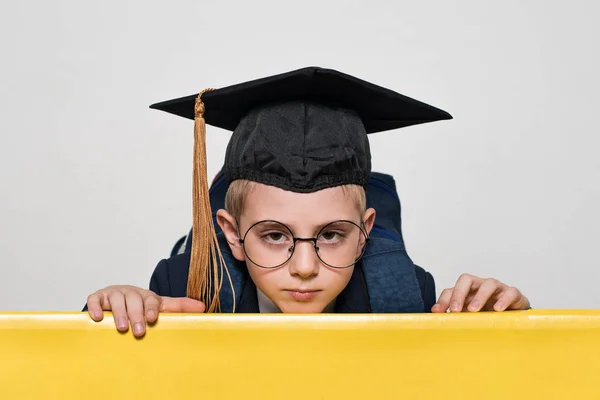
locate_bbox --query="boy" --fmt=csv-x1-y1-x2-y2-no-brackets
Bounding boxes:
86,67,530,337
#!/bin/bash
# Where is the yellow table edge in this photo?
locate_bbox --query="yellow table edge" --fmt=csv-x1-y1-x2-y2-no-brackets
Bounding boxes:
1,309,600,331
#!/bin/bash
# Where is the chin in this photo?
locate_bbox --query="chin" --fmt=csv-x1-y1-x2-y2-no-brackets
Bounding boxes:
277,301,328,314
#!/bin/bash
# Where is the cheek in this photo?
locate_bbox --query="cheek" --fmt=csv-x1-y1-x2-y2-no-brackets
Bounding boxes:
323,267,354,293
246,263,282,293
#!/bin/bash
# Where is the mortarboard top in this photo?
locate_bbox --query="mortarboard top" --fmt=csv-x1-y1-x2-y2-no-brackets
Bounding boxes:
149,66,452,311
150,66,452,133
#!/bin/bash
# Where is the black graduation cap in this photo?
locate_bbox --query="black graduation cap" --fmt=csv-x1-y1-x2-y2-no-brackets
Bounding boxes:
149,66,452,311
151,66,452,193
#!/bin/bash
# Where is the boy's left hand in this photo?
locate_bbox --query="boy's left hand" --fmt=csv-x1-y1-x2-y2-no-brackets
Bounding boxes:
431,273,530,313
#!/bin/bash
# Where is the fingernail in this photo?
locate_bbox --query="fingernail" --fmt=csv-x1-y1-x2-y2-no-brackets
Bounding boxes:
495,302,505,311
147,310,156,320
451,301,460,311
93,310,102,319
133,323,144,336
117,317,127,330
469,300,480,311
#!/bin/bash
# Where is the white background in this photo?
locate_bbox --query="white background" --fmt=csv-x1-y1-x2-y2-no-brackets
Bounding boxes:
1,1,598,311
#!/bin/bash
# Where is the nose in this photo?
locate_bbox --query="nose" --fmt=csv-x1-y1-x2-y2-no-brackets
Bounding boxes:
288,241,320,279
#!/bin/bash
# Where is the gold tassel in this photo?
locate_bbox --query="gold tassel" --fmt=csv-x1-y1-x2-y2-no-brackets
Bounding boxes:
188,89,235,313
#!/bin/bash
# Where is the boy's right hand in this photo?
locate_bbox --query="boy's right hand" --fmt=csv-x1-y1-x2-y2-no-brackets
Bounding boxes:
86,285,206,337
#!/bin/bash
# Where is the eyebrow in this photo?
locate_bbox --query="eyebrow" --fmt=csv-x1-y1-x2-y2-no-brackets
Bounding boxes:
245,218,361,234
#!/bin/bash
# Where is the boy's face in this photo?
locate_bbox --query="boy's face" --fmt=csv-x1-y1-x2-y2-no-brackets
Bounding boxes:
217,183,375,313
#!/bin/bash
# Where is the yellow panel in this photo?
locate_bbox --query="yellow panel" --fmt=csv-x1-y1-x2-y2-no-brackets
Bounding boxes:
1,310,600,399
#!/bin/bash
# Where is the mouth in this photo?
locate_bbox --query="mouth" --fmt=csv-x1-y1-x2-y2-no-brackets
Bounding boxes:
285,289,321,301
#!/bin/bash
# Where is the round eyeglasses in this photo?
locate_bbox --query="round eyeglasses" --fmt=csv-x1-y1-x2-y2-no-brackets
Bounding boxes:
238,220,370,269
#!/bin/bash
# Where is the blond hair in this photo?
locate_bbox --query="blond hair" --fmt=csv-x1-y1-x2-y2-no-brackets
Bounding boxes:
225,180,367,219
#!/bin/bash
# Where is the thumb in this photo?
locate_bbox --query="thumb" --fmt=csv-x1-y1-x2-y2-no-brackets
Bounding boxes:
160,296,206,313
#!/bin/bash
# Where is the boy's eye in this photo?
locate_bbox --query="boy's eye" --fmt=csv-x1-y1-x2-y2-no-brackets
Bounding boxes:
268,233,284,241
262,232,288,244
318,231,343,243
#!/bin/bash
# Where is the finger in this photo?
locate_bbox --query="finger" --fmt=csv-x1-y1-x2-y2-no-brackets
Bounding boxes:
461,293,476,311
161,297,206,313
107,291,129,332
495,287,528,311
449,274,482,312
431,288,453,313
467,278,504,312
86,292,105,321
433,294,474,312
125,291,147,337
431,303,445,313
143,293,162,323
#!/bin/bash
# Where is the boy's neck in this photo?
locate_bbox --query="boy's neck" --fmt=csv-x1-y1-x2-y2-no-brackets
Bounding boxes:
256,288,336,313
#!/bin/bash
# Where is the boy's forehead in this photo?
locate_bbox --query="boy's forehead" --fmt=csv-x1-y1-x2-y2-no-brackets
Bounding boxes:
241,182,362,225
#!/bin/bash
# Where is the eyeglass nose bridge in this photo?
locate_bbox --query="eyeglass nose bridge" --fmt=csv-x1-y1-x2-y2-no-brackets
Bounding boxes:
290,237,320,253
